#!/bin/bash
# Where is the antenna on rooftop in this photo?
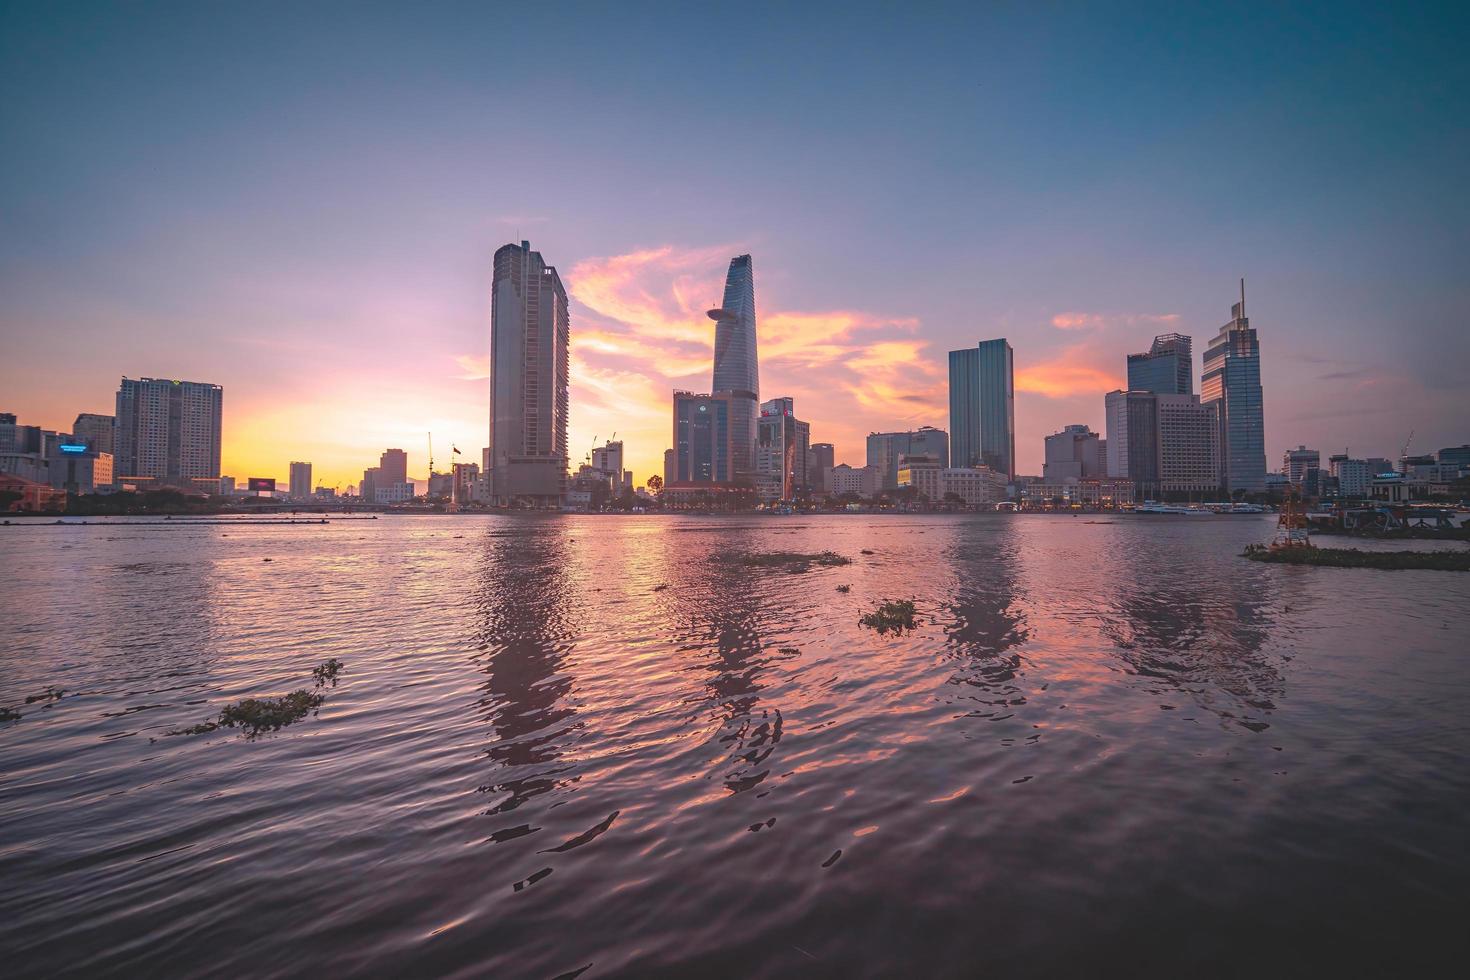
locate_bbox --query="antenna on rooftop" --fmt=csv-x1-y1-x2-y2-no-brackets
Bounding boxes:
1240,277,1246,317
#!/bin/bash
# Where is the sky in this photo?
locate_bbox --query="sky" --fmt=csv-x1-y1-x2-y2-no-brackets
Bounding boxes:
2,1,1467,488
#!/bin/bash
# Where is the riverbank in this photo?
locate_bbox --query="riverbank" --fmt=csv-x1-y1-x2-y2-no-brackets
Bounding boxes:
1243,544,1470,571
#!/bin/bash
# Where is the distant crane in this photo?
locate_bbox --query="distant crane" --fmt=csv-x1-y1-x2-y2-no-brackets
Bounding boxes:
1400,429,1414,470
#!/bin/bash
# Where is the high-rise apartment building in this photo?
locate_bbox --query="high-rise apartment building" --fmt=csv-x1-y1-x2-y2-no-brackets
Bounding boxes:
1283,446,1320,484
707,255,759,481
360,467,379,503
489,241,570,507
114,377,223,490
673,391,736,483
289,461,313,499
949,338,1015,478
1127,334,1193,395
866,427,949,490
72,413,115,455
1201,283,1266,494
1043,424,1106,481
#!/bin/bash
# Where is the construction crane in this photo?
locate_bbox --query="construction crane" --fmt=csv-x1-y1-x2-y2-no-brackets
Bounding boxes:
1400,429,1414,469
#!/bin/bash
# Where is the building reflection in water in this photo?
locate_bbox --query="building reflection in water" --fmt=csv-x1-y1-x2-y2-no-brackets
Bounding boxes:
939,522,1031,721
667,546,786,796
1094,532,1284,732
472,523,581,816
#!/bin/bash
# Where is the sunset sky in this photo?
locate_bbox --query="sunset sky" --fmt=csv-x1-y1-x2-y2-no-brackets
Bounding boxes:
3,2,1466,488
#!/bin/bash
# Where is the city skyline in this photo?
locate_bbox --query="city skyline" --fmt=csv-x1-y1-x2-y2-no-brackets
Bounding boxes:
3,4,1467,487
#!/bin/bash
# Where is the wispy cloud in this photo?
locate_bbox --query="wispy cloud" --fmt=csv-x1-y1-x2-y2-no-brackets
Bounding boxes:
1051,311,1181,331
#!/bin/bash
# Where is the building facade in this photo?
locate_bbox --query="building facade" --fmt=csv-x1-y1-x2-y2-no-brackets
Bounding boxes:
489,241,570,507
1201,283,1266,494
949,338,1015,478
707,254,759,481
114,377,223,491
1127,333,1193,395
830,463,882,500
808,442,834,490
865,426,949,490
1043,424,1105,482
898,462,1008,507
1155,394,1221,494
1283,446,1320,484
72,413,115,455
1105,390,1161,497
756,397,810,501
673,391,736,484
289,461,313,500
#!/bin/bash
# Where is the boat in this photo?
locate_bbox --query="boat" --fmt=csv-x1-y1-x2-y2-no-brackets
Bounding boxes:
1135,501,1213,516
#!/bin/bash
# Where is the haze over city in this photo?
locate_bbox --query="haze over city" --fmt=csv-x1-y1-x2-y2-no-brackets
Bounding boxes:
4,2,1466,487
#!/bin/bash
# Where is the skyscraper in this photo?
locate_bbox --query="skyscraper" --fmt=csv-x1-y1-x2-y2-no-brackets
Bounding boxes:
949,339,1015,478
1105,390,1160,498
289,461,313,499
707,255,758,481
1201,282,1266,494
114,377,223,490
1127,333,1193,394
489,241,570,507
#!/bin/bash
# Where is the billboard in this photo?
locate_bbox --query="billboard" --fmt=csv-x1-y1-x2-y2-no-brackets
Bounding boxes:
247,477,276,492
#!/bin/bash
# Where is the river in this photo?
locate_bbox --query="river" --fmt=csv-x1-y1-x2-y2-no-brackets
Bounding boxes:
2,514,1468,977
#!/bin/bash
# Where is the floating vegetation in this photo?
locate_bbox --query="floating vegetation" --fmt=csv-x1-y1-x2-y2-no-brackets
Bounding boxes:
778,647,800,655
726,551,851,569
25,687,65,704
311,658,345,686
836,584,851,593
0,707,21,722
860,549,875,556
169,658,344,737
1242,544,1470,572
859,599,918,634
169,690,326,738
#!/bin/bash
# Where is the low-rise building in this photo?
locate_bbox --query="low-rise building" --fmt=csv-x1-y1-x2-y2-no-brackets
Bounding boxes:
1021,478,1137,508
829,463,882,500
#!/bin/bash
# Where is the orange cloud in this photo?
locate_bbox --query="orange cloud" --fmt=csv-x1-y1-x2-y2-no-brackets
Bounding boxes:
1016,343,1123,398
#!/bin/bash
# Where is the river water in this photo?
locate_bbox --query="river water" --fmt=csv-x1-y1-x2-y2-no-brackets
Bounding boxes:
2,514,1468,977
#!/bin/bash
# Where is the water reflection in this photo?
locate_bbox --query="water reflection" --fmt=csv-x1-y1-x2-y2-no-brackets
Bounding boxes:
473,523,581,817
1098,542,1284,732
941,523,1031,721
669,550,787,796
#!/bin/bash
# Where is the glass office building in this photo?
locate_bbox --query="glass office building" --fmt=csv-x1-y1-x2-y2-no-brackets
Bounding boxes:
948,338,1015,478
673,391,734,483
707,255,759,481
1201,283,1267,494
1127,333,1193,394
